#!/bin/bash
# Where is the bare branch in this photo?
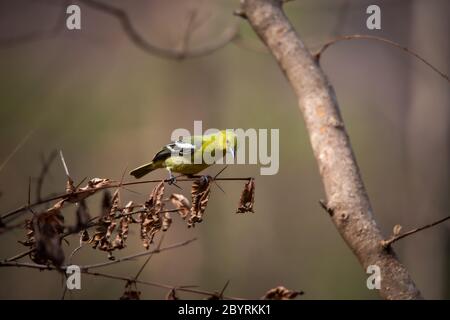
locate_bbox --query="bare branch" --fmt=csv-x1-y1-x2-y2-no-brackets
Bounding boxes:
241,0,422,299
382,215,450,248
35,151,58,202
80,238,196,271
0,238,196,270
0,128,36,174
0,177,253,224
315,34,450,84
78,0,239,60
0,176,252,222
133,233,165,281
81,270,244,300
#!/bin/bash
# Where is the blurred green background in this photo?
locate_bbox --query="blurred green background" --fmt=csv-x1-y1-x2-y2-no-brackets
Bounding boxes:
0,0,449,299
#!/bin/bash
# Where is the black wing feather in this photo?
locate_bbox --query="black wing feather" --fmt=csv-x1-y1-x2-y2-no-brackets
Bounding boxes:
151,141,196,162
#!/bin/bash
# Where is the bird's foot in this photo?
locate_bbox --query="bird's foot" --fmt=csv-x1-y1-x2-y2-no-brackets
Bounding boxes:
167,174,177,185
199,175,210,185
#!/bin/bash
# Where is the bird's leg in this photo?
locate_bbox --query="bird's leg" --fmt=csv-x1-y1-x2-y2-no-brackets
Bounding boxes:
166,168,176,185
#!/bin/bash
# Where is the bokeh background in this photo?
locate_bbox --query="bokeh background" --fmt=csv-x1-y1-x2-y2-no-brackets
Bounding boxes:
0,0,449,299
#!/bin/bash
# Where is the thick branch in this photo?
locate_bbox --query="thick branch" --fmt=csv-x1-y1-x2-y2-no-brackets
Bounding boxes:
241,0,421,299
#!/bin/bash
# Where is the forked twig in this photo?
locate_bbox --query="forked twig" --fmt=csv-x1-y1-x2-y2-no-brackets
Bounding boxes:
382,215,450,248
78,0,239,60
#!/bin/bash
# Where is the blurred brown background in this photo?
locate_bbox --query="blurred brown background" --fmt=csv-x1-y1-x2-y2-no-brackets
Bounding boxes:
0,0,449,299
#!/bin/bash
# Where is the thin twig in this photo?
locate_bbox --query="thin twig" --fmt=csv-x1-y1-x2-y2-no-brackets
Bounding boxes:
0,238,197,270
382,215,450,248
133,233,165,281
68,234,85,264
315,34,450,84
81,238,196,271
0,128,36,174
82,270,243,300
2,249,33,262
179,8,199,55
36,151,58,202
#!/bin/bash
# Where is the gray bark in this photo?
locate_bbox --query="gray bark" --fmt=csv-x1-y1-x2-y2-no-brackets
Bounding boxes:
241,0,422,299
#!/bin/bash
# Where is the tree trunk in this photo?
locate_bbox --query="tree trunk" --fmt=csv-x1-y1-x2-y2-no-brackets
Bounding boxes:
241,0,422,299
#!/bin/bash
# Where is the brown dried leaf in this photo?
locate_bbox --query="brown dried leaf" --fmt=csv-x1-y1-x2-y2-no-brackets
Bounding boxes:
139,182,166,249
80,229,90,242
66,178,112,203
22,202,66,267
140,213,162,249
166,288,179,300
112,215,129,249
188,177,212,227
120,290,141,300
145,181,165,215
86,178,112,189
236,179,255,213
109,189,120,216
90,192,116,252
123,201,139,223
120,282,140,300
170,194,191,219
262,286,303,300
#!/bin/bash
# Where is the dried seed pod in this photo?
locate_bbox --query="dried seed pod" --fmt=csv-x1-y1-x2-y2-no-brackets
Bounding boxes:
120,289,141,300
145,181,165,215
112,214,129,250
166,288,179,300
262,286,303,300
90,191,118,253
236,179,255,213
80,229,90,242
188,177,212,227
109,189,120,216
140,182,166,249
66,178,112,203
21,201,66,267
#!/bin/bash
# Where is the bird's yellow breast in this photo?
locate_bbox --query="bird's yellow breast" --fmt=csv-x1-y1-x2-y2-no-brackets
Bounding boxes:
164,156,210,175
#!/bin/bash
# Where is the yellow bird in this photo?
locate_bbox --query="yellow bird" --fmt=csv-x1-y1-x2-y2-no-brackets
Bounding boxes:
130,130,237,182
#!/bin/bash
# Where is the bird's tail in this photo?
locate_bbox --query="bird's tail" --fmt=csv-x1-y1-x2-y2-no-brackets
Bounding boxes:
129,162,156,179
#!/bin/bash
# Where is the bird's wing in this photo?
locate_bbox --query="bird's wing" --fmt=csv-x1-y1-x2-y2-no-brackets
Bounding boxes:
151,139,198,162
